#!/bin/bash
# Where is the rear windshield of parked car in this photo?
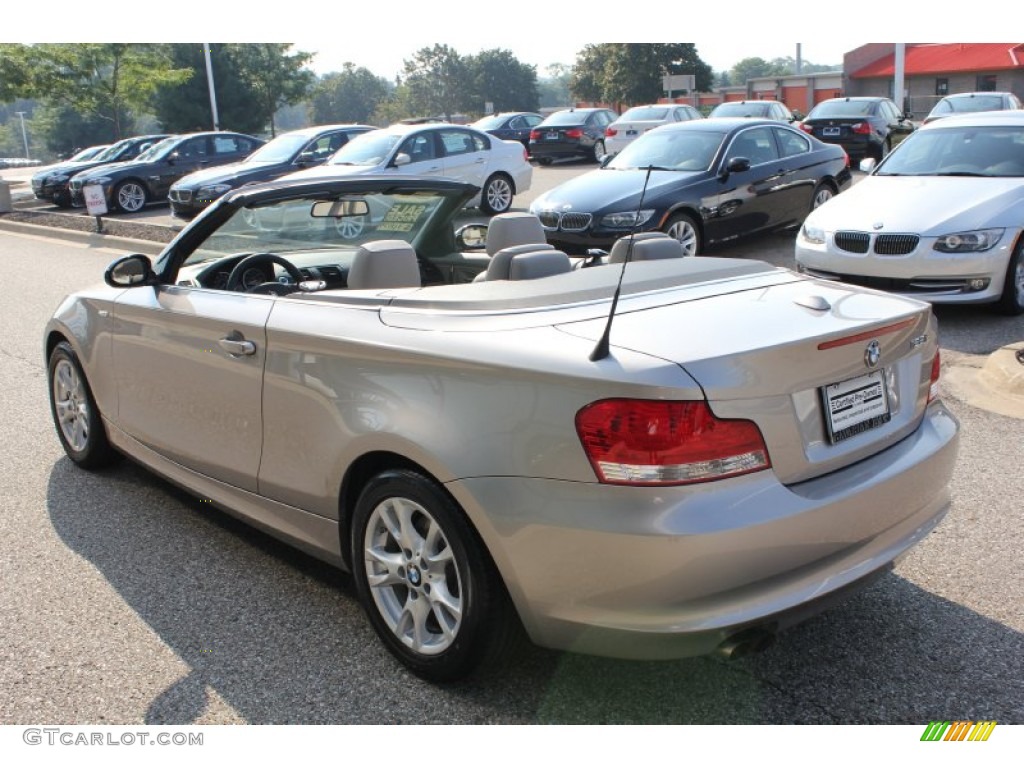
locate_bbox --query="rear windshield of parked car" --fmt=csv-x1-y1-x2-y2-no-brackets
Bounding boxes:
542,111,594,126
619,107,671,121
808,101,876,118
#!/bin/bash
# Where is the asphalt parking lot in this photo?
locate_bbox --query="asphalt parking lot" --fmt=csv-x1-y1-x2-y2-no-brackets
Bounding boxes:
0,159,1022,728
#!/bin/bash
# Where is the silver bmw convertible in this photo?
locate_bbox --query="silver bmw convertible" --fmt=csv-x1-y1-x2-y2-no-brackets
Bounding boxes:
45,176,960,682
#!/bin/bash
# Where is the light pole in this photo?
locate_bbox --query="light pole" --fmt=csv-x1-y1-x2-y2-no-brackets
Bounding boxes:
203,44,221,131
14,111,30,159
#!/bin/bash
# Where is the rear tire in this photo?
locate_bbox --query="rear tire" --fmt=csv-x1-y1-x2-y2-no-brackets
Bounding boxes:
351,469,524,682
591,140,606,162
48,341,119,470
810,182,836,211
480,173,514,215
995,243,1024,315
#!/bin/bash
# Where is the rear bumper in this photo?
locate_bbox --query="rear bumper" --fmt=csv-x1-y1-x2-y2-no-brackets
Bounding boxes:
447,401,959,659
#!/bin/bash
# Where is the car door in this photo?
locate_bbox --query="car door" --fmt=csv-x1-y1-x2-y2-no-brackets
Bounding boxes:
882,100,915,149
704,125,789,243
110,284,272,492
438,128,489,187
151,136,210,199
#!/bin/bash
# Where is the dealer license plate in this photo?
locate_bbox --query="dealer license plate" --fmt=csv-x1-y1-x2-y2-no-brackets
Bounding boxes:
626,129,638,135
546,131,559,140
823,126,841,137
821,369,890,444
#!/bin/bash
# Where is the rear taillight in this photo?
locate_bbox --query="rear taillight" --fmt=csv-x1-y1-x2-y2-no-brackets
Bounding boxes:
929,349,941,403
798,123,814,134
851,122,871,135
605,127,617,136
843,148,850,167
564,128,583,139
575,399,771,486
529,129,541,140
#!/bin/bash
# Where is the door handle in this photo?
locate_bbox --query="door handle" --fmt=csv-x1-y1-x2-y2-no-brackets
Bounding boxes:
219,333,256,356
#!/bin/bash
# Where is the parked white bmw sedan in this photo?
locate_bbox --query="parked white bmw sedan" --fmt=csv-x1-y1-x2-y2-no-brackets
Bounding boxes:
795,111,1024,314
604,104,703,155
283,122,532,215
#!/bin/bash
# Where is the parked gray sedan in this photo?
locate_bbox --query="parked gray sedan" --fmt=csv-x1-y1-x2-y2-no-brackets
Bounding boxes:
45,176,959,682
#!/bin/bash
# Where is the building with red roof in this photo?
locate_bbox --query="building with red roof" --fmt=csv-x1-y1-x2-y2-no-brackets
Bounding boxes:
845,44,1024,117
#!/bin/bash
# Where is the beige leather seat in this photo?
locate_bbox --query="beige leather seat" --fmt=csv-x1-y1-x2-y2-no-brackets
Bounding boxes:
485,212,550,256
609,232,685,263
347,240,421,289
483,248,572,281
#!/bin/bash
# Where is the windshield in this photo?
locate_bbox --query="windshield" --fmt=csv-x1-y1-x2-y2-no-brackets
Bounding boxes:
541,111,592,127
607,129,724,171
94,139,135,162
932,95,1007,116
472,115,507,130
70,145,107,161
877,125,1024,177
135,137,178,162
711,103,769,117
182,189,452,268
328,131,401,166
245,133,310,164
619,107,671,122
808,100,875,118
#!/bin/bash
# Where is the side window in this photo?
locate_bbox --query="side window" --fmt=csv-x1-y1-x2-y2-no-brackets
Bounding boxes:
439,130,478,156
508,116,525,130
212,136,241,155
179,138,209,158
774,127,810,158
526,115,542,128
729,126,779,166
399,133,437,162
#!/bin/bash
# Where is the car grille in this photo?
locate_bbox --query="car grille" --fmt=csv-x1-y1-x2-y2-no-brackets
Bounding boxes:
537,211,593,232
169,189,192,203
834,232,920,256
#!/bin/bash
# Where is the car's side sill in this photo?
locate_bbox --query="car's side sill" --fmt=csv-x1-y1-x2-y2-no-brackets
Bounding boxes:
105,419,346,569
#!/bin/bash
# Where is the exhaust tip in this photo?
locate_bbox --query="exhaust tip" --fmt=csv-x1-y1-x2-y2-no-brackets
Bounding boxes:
716,627,776,661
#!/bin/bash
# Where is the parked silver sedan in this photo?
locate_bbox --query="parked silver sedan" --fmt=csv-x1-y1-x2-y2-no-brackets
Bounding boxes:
46,175,959,682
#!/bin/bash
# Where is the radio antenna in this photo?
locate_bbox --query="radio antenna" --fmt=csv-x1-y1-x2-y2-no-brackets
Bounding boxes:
589,164,655,362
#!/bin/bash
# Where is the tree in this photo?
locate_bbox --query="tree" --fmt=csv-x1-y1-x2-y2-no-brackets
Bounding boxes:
539,63,572,108
0,44,191,140
228,44,315,137
729,57,787,84
570,44,713,104
153,43,269,135
311,64,391,125
464,49,539,114
401,45,473,120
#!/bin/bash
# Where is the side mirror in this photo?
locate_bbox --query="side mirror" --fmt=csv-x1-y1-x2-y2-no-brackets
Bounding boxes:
167,151,180,165
296,151,317,166
392,153,412,168
455,223,488,251
104,254,158,288
720,157,751,178
858,157,877,173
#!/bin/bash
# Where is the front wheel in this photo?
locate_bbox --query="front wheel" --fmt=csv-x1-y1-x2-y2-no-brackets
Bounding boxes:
995,244,1024,315
351,469,523,682
114,181,148,213
480,173,514,215
662,212,701,256
48,341,118,469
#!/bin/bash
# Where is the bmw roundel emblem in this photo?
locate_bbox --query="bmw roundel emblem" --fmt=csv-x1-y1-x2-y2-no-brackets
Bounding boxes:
864,340,881,368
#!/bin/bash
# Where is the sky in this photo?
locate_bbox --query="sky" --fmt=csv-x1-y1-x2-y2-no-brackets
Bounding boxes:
13,3,1018,83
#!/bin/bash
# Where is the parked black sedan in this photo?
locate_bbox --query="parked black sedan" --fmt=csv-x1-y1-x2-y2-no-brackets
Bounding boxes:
470,112,543,149
69,131,263,213
31,134,169,207
798,97,914,162
168,124,374,218
528,107,618,164
529,118,851,254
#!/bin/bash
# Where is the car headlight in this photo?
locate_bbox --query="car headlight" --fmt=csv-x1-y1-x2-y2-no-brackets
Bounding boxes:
800,224,826,245
600,210,655,228
197,183,232,199
933,229,1004,253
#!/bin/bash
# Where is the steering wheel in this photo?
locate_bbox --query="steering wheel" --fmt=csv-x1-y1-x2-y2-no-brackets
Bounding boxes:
225,253,304,293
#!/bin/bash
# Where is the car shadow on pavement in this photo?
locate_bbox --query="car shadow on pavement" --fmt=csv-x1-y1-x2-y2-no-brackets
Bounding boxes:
47,458,1023,725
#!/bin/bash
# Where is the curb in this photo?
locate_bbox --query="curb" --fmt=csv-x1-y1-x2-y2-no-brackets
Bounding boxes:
943,343,1024,420
0,217,165,257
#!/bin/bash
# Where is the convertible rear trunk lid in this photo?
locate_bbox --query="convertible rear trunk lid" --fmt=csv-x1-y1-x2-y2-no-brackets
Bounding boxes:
556,277,936,484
